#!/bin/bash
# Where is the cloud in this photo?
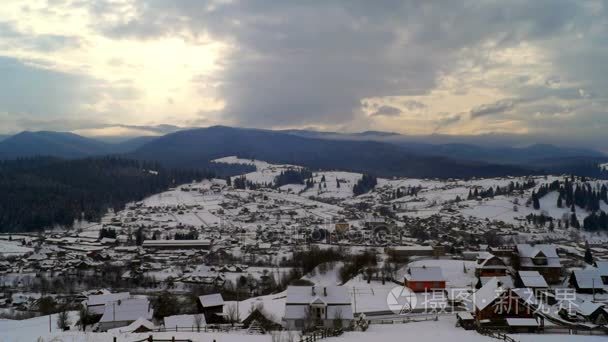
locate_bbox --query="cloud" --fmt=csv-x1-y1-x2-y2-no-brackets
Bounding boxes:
0,21,83,52
0,0,608,151
435,113,463,131
470,99,518,119
370,105,403,117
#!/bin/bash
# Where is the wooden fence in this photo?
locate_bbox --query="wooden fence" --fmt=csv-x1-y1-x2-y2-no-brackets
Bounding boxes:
299,328,343,342
477,328,518,342
129,337,192,342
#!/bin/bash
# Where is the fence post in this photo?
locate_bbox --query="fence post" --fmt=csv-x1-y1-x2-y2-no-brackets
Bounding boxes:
172,337,175,342
148,335,153,342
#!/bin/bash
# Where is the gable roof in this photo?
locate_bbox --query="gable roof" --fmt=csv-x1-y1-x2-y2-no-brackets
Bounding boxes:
286,286,350,305
406,266,445,282
571,269,608,290
518,271,548,288
473,277,507,311
199,293,224,308
100,298,153,323
107,318,155,333
595,260,608,276
516,244,561,268
85,292,130,307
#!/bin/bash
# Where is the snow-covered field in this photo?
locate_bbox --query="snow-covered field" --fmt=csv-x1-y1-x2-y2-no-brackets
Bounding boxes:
0,240,33,257
330,315,605,342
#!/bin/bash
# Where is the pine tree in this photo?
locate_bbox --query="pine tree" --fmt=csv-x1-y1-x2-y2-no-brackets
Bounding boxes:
532,192,540,210
571,213,580,229
557,194,563,208
584,243,594,265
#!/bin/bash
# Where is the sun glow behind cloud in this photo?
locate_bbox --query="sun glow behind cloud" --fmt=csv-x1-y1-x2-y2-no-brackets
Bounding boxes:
0,0,606,149
0,0,227,132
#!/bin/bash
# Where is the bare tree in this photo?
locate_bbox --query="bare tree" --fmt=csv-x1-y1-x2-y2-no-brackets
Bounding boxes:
57,308,70,331
333,308,343,330
226,303,239,326
194,313,204,332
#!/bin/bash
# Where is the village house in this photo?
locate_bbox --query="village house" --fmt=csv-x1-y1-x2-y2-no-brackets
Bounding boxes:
514,244,562,284
98,298,154,332
568,269,608,293
141,239,211,251
404,266,446,292
283,286,353,330
475,253,509,277
516,271,549,291
473,277,539,330
84,292,131,316
198,293,225,324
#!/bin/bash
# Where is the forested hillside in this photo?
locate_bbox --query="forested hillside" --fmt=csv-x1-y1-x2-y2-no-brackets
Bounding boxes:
0,157,210,232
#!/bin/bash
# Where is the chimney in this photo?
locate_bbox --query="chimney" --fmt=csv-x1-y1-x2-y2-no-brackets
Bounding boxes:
312,287,315,295
323,287,327,296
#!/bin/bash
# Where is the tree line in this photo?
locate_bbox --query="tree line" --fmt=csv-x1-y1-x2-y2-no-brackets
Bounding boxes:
0,157,210,232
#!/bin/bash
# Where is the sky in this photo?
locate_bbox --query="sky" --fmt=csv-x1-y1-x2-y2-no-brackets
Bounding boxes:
0,0,607,149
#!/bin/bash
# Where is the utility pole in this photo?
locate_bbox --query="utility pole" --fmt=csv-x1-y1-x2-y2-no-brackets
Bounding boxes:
49,314,51,333
352,288,357,314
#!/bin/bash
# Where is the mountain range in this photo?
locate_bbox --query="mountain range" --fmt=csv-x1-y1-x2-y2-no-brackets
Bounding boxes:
0,126,605,179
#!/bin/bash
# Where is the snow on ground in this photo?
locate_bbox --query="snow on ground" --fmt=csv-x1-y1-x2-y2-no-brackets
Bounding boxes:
224,291,287,323
214,156,302,185
0,240,33,257
300,171,362,198
0,330,270,342
302,261,345,286
0,311,79,342
343,276,397,314
2,315,604,342
327,315,605,342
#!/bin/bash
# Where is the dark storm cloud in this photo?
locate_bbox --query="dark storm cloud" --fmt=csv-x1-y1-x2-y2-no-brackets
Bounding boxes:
86,0,594,129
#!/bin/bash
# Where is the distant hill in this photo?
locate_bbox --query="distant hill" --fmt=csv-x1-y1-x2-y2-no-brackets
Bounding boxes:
281,129,605,165
0,132,162,159
112,136,159,153
131,126,532,179
0,131,112,159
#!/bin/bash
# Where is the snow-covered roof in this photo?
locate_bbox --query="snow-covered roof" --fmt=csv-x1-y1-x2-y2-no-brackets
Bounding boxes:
506,318,538,327
516,244,561,268
107,318,155,333
100,298,153,323
456,312,474,320
595,260,608,275
571,269,608,290
473,277,506,311
576,300,607,316
164,314,205,328
406,266,445,282
199,293,224,308
286,286,351,305
391,246,433,251
518,271,548,288
85,292,130,306
479,276,514,289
